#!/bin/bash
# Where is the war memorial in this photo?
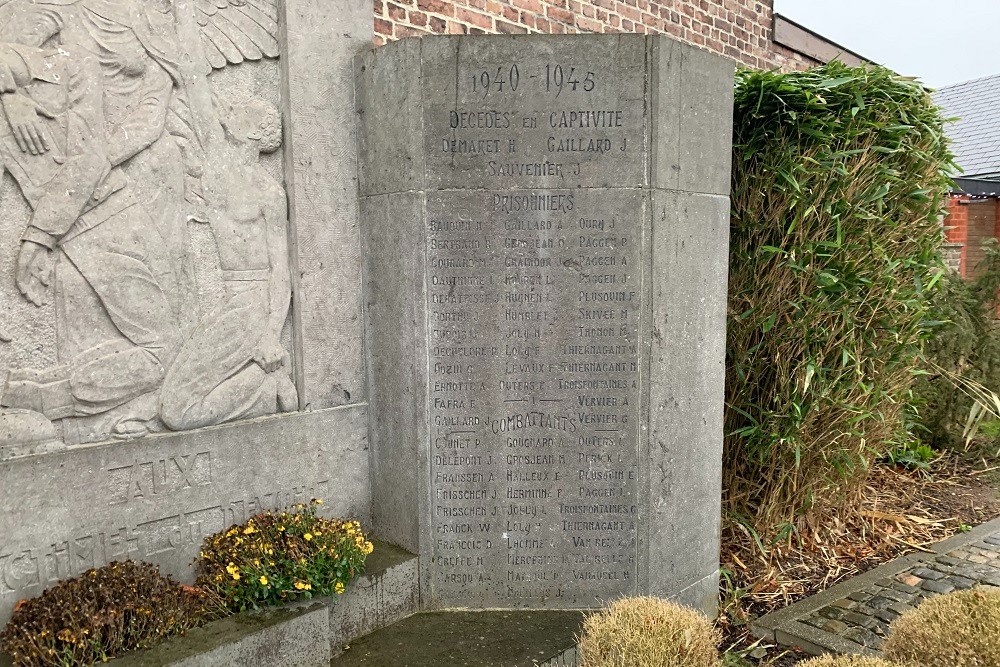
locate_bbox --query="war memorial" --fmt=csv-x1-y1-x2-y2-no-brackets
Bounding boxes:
0,0,733,661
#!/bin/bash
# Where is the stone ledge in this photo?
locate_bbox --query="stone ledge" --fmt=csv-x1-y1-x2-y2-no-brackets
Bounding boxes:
0,542,418,667
330,610,585,667
111,603,330,667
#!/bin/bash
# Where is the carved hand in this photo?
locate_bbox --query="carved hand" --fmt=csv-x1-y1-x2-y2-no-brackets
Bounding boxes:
1,92,54,155
253,336,287,374
15,241,54,307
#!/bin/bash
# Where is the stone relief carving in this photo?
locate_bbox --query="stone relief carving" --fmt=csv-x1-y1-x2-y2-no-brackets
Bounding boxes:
0,0,295,457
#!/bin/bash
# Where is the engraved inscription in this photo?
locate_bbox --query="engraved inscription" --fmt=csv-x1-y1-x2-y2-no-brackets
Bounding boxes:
0,479,329,597
425,52,643,606
107,451,214,505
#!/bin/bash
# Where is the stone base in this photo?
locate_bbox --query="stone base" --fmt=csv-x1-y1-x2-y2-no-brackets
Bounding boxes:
111,603,332,667
0,405,370,626
0,542,418,667
330,610,585,667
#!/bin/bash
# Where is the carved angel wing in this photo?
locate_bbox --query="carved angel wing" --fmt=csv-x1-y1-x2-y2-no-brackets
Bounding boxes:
194,0,280,71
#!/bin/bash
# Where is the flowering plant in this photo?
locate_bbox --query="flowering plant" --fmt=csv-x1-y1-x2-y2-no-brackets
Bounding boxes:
195,499,373,612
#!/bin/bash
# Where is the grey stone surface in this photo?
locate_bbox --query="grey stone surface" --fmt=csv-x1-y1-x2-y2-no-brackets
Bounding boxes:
109,603,331,667
650,37,735,195
358,34,732,611
645,189,729,615
361,191,428,555
753,517,1000,657
327,541,421,654
0,405,370,625
0,0,303,449
329,610,584,666
283,0,372,410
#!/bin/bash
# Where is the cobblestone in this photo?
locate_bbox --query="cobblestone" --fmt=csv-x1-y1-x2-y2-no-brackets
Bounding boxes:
921,579,956,594
753,521,1000,657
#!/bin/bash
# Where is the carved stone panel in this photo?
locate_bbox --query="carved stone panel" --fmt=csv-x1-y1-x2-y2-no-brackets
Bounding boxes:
360,34,733,613
0,0,297,453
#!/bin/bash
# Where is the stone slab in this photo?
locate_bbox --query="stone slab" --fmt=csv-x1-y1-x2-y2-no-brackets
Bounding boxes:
109,603,331,667
329,610,585,667
645,190,729,616
360,191,429,555
327,541,421,654
0,405,370,626
282,0,373,409
359,34,732,612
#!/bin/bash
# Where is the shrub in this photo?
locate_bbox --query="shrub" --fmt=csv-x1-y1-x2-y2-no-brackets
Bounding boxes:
578,596,720,667
726,62,955,534
915,241,1000,449
798,656,902,667
882,587,1000,667
195,499,373,612
0,561,223,667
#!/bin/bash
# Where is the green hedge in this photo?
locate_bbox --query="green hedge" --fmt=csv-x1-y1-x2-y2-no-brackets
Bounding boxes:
725,62,954,534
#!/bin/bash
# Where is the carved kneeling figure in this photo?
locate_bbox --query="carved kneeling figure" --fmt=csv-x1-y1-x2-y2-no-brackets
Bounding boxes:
159,99,297,431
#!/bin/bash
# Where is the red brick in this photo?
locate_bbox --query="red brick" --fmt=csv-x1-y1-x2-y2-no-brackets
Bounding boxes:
510,0,542,11
417,0,454,15
496,18,529,33
546,4,575,23
455,6,493,28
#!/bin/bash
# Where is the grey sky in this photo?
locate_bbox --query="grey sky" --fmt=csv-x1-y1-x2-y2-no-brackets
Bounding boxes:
774,0,1000,89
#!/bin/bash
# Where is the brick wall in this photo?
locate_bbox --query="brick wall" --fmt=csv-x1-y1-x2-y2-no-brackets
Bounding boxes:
944,195,1000,278
373,0,818,70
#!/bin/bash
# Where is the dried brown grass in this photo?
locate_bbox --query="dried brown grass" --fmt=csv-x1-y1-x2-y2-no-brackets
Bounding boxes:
798,657,902,667
883,587,1000,667
579,597,720,667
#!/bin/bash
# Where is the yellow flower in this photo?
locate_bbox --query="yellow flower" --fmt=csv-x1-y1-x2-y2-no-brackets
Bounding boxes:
243,525,255,535
304,533,313,541
259,575,268,586
335,582,345,594
315,498,323,505
232,572,240,581
294,581,312,591
363,541,374,555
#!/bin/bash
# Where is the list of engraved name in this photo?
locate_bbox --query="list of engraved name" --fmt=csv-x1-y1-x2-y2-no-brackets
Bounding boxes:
426,60,641,604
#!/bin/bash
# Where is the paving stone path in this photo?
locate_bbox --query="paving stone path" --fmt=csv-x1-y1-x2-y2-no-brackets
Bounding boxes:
752,517,1000,657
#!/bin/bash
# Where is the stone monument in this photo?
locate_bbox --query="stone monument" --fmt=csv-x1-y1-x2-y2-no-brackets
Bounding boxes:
0,0,373,625
0,9,732,631
358,34,733,614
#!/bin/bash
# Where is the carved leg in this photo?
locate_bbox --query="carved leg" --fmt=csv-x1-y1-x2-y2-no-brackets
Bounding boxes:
41,206,181,419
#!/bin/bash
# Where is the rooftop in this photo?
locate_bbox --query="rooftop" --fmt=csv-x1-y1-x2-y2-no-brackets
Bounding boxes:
934,73,1000,181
